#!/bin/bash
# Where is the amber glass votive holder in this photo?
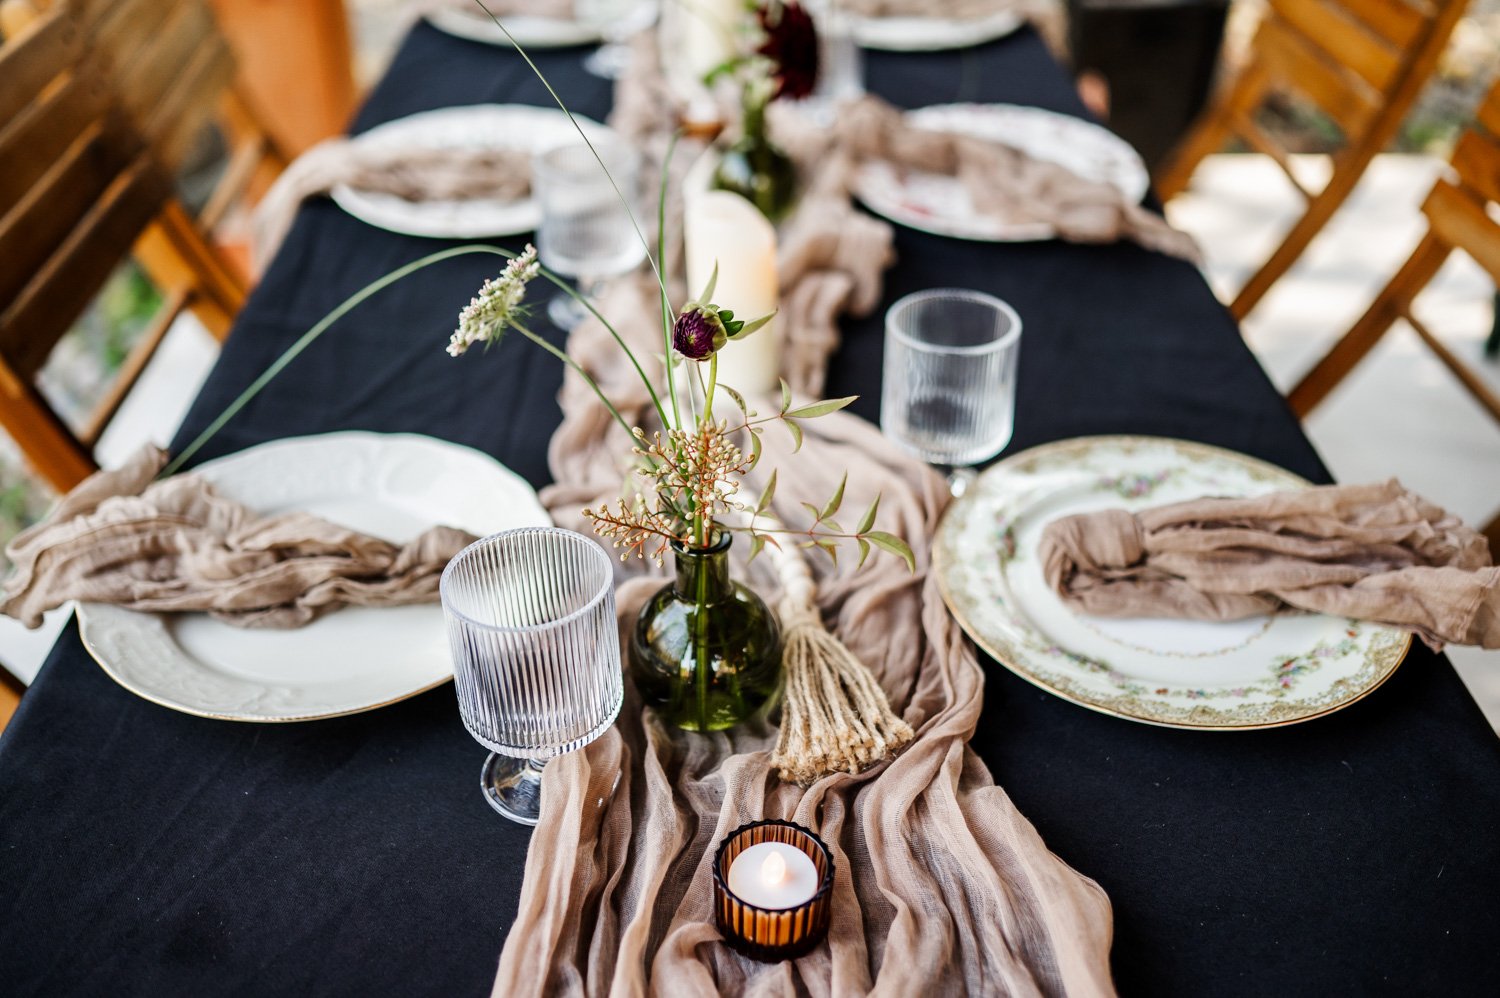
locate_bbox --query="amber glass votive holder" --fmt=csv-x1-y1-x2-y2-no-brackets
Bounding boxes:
712,819,835,962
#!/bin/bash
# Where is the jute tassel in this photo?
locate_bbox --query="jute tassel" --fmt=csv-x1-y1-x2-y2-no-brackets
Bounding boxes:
763,517,915,784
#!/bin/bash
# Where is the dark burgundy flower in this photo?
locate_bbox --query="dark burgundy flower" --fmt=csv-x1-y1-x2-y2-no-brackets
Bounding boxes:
673,306,728,361
757,1,820,101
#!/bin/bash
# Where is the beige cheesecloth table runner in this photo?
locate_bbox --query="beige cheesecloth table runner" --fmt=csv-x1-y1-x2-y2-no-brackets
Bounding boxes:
1039,479,1500,652
0,446,474,630
492,269,1115,995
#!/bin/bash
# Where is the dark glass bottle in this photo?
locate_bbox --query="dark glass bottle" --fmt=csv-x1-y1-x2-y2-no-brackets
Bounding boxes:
630,535,782,731
712,96,798,223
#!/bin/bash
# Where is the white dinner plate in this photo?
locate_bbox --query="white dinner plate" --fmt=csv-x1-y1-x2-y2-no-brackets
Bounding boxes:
331,104,609,238
77,433,551,722
853,102,1150,242
852,10,1024,51
425,9,603,47
934,436,1411,730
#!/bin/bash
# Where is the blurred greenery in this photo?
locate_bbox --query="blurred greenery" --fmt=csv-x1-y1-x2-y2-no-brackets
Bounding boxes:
0,262,163,566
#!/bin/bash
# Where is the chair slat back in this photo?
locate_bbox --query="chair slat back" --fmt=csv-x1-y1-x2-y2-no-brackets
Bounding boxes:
0,0,256,491
1267,0,1405,94
1155,0,1467,320
1423,81,1500,283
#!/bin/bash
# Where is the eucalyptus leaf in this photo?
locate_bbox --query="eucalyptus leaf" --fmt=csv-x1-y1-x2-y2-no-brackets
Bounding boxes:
857,537,871,569
695,261,719,305
749,534,766,563
785,396,857,419
821,473,846,520
856,494,881,534
756,469,777,514
779,379,792,415
866,531,916,572
785,417,803,452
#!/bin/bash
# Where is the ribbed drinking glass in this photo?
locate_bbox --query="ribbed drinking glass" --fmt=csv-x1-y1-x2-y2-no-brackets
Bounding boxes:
880,288,1023,497
440,527,623,826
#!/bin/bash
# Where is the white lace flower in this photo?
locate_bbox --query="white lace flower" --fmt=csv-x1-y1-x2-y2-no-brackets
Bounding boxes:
447,245,541,356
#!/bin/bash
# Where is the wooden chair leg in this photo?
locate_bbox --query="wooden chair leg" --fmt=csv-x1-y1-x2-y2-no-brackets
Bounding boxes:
133,200,246,342
0,362,97,492
1287,235,1451,418
1230,152,1383,320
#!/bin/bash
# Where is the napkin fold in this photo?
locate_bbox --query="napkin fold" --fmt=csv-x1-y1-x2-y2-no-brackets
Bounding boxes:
252,139,532,272
1,446,477,629
1038,479,1500,651
824,96,1201,262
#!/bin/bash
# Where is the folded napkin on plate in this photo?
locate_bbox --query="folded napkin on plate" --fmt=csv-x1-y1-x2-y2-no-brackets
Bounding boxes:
1,446,477,630
252,140,532,272
1039,479,1500,651
826,96,1201,262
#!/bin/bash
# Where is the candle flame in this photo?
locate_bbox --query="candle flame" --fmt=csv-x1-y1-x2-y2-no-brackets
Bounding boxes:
761,850,787,886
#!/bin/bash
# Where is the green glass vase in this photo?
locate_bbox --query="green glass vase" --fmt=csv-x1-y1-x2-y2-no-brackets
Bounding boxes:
712,98,798,223
630,535,782,732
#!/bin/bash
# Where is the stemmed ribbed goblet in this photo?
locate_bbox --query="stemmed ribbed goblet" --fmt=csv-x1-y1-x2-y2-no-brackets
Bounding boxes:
880,288,1023,498
440,527,623,826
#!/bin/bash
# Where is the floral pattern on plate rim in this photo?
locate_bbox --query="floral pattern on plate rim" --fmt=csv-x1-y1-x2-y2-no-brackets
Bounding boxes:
935,435,1412,730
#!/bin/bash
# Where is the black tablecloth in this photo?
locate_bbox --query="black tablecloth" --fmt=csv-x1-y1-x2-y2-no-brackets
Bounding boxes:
4,23,1500,997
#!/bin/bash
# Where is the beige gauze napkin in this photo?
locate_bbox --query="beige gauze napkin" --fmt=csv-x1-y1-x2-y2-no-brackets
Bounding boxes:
492,280,1113,995
785,95,1200,263
0,446,476,629
1038,479,1500,652
251,141,532,273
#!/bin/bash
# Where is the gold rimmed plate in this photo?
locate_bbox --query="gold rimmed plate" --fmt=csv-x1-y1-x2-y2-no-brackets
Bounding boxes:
934,436,1411,730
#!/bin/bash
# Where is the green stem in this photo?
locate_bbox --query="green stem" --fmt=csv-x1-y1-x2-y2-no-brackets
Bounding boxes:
471,1,673,338
658,130,683,432
704,354,718,428
162,244,509,479
694,546,711,731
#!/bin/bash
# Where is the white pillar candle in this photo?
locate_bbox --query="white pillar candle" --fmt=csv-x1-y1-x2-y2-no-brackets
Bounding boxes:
685,190,780,395
726,841,820,909
680,0,742,83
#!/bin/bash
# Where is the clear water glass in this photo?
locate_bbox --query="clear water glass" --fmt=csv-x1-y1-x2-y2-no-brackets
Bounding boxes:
799,1,864,123
880,289,1023,497
578,0,659,79
534,137,647,330
440,527,623,826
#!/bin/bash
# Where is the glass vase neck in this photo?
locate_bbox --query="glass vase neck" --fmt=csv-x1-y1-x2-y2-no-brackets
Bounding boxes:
671,535,733,602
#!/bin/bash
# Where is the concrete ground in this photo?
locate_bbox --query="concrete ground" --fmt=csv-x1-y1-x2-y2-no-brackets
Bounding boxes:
4,150,1497,736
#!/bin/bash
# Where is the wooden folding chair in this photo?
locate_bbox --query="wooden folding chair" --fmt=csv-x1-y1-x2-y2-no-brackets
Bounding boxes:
0,0,284,493
1288,78,1500,549
1155,0,1468,321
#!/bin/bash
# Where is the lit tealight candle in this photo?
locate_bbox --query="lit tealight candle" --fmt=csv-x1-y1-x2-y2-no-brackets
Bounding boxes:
726,841,820,910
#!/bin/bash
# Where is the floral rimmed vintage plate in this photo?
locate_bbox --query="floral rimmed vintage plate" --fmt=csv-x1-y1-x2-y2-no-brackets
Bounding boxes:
852,103,1149,242
77,433,551,722
934,436,1411,730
